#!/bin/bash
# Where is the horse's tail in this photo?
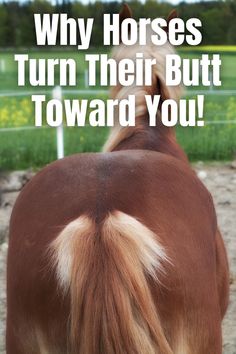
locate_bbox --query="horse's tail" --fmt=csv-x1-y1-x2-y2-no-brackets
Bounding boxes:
51,211,173,354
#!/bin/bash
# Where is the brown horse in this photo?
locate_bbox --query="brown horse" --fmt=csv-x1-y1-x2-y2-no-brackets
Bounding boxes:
6,6,229,354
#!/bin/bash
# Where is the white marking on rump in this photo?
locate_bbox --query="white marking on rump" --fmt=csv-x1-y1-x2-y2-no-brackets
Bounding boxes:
104,211,169,280
51,211,168,291
51,215,94,292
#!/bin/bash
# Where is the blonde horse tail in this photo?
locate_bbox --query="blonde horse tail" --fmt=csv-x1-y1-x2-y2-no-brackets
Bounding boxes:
51,211,173,354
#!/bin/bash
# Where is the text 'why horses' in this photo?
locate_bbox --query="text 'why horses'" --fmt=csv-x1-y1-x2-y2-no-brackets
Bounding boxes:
34,13,202,49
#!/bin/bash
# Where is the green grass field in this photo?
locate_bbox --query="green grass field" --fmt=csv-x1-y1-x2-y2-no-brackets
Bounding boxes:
0,47,236,170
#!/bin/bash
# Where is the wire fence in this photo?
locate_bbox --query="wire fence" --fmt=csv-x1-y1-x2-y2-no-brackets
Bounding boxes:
0,88,236,167
0,88,236,129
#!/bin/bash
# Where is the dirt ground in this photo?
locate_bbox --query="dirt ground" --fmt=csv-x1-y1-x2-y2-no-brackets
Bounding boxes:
0,163,235,353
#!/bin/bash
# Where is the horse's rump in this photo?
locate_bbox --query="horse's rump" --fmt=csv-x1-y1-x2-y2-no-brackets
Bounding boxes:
6,150,227,354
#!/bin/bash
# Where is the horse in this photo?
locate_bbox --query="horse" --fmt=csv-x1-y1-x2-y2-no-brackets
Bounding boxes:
6,5,229,354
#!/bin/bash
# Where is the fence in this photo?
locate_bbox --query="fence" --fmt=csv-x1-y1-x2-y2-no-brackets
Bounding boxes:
0,87,236,167
0,87,108,159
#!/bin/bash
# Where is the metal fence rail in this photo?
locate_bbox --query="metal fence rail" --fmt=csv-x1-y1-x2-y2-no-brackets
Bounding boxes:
0,89,108,98
0,89,236,98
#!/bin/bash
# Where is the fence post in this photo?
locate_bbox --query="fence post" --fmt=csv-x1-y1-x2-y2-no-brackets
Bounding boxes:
52,86,64,159
84,69,89,88
209,71,213,92
0,59,5,73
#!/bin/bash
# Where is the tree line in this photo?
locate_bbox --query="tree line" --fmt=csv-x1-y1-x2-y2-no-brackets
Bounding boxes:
0,0,236,48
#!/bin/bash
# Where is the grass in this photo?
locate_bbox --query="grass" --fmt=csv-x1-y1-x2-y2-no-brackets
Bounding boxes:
1,122,235,170
0,126,109,170
0,47,236,170
176,124,236,161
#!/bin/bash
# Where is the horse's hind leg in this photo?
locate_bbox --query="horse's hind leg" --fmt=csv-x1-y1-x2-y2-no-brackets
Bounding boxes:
171,309,222,354
215,228,229,317
6,317,42,354
173,327,222,354
192,326,222,354
6,320,27,354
